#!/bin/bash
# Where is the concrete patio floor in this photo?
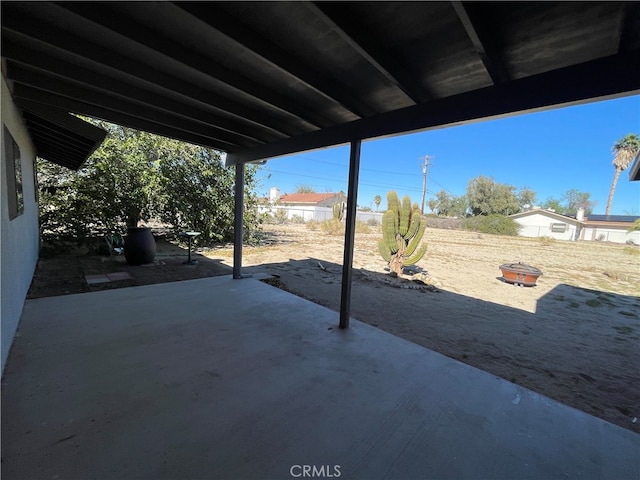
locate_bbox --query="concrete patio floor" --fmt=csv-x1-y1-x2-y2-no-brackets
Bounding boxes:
2,276,638,480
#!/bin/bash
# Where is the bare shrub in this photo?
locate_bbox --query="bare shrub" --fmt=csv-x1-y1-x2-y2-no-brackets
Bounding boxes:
538,236,556,246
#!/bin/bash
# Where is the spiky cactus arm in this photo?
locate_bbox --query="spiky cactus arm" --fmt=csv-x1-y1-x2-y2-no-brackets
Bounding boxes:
378,239,392,262
404,243,428,266
399,195,412,236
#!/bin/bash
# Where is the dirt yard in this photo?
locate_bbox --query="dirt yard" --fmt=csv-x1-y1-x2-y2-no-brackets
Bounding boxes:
206,223,640,433
26,223,639,433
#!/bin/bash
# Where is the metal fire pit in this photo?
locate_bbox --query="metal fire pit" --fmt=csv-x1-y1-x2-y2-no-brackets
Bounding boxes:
499,262,543,287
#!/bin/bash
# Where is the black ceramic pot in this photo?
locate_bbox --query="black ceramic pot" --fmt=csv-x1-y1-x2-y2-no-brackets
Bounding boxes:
124,227,156,265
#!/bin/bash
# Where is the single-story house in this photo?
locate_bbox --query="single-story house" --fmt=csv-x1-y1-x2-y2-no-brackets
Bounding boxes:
510,208,581,241
257,190,348,222
511,208,640,244
580,214,640,243
279,192,347,208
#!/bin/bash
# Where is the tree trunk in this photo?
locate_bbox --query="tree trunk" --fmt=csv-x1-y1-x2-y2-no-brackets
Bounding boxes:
605,167,621,216
389,233,405,276
389,253,404,277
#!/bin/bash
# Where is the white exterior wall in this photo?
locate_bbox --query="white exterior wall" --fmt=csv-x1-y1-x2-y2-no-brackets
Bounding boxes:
1,75,40,373
582,226,640,244
513,213,577,240
258,205,382,224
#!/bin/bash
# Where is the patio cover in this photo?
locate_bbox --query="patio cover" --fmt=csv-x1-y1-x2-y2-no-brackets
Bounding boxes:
3,2,639,160
2,1,640,321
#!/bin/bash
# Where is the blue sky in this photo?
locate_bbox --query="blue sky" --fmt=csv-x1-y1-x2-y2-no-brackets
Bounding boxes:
255,95,640,215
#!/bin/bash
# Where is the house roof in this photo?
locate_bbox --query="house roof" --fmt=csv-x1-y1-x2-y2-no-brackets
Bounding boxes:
511,210,640,227
280,193,344,205
2,1,639,167
510,209,579,224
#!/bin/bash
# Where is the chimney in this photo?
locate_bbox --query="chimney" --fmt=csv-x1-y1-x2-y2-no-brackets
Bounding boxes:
269,187,280,203
576,207,585,222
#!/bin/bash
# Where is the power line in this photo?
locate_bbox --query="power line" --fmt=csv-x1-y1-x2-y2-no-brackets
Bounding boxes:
286,153,428,176
260,168,429,194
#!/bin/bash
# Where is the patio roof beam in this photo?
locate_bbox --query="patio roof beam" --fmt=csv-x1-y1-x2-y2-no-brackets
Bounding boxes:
175,2,377,119
1,14,298,138
13,88,240,153
339,139,362,329
55,1,327,132
226,49,640,165
451,1,511,85
7,65,252,149
2,39,283,146
310,2,432,104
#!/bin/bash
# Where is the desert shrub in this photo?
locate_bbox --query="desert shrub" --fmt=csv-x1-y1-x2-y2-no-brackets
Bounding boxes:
321,219,344,236
306,220,320,230
538,235,556,246
290,214,305,224
462,214,521,236
355,220,371,234
366,218,380,227
267,209,289,225
623,246,640,256
426,217,464,230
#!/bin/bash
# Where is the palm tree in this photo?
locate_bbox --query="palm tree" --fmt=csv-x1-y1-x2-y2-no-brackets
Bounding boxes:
605,133,639,216
373,194,382,212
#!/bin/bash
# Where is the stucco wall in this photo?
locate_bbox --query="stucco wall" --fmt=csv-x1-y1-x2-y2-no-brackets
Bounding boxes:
581,226,640,244
1,75,39,373
513,213,578,241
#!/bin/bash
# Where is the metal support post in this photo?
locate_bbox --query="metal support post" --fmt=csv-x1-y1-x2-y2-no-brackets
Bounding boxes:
339,139,362,329
233,162,244,279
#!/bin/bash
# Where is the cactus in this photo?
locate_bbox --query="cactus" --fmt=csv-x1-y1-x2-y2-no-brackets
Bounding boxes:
332,202,344,221
378,191,427,276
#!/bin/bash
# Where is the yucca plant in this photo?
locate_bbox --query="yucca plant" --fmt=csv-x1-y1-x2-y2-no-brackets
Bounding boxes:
378,191,427,276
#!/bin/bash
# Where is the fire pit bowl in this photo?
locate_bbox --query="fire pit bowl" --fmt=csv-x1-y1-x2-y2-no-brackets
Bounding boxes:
499,262,543,287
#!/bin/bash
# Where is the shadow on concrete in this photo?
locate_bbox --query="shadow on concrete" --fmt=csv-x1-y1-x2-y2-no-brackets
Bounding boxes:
244,257,640,433
27,236,232,299
3,276,638,479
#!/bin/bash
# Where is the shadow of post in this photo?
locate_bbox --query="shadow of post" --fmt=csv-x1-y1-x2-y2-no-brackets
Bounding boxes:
242,256,640,433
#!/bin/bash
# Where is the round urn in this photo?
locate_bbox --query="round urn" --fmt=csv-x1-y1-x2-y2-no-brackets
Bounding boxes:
124,227,156,265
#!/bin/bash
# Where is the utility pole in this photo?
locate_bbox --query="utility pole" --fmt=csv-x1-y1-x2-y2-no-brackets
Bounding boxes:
420,155,431,214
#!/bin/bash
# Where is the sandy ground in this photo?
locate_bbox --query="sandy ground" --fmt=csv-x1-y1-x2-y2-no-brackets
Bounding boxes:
206,223,640,433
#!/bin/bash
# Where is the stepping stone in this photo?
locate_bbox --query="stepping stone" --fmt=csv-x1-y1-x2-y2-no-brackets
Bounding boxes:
85,274,110,285
85,272,132,285
106,272,132,281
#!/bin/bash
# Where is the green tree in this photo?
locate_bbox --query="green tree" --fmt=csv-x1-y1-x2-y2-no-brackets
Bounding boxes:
628,218,640,233
517,187,537,210
466,175,520,216
427,190,467,217
38,122,162,238
295,184,316,193
38,120,263,245
605,133,640,215
373,195,382,212
540,197,565,214
563,189,595,215
158,142,261,244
